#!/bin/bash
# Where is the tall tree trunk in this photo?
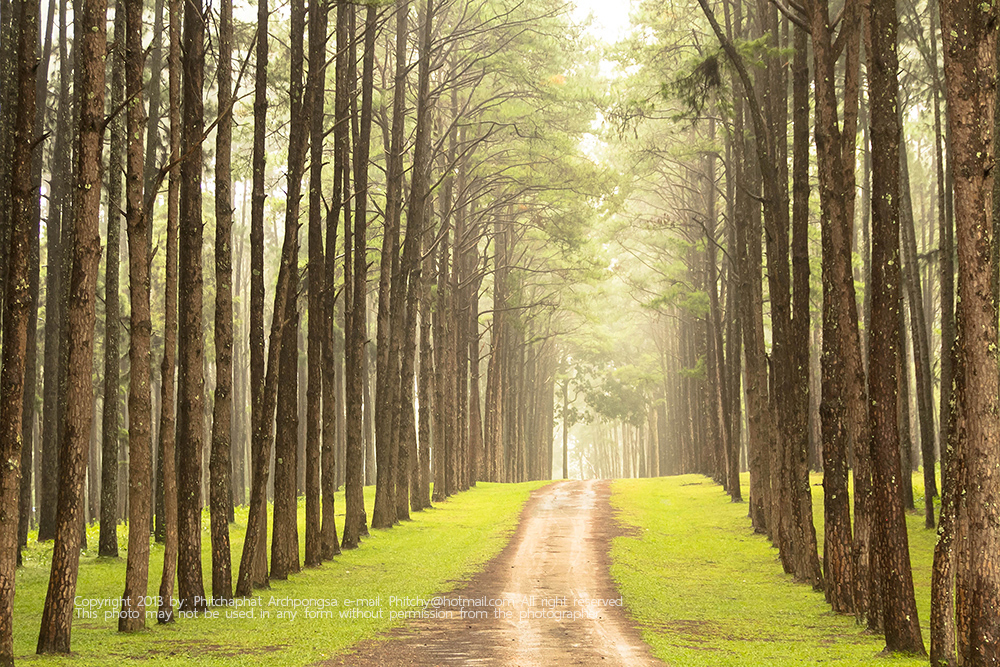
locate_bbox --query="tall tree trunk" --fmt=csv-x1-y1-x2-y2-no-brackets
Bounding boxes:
38,0,73,544
867,0,925,651
305,0,328,568
236,192,298,596
100,0,125,559
0,0,37,656
54,0,81,551
751,2,796,572
801,0,864,614
175,0,208,613
247,0,269,592
453,149,469,492
209,0,235,603
372,0,410,530
931,343,961,666
270,0,308,581
119,0,153,629
400,0,435,508
720,31,742,500
343,2,375,549
0,0,13,329
231,231,247,510
436,232,453,493
396,0,434,518
321,96,347,559
939,0,1000,661
696,0,772,532
790,24,822,588
36,0,106,648
853,97,876,629
484,210,506,486
271,273,300,579
321,0,348,559
19,0,55,555
156,0,182,620
742,130,770,535
236,0,309,586
931,0,955,490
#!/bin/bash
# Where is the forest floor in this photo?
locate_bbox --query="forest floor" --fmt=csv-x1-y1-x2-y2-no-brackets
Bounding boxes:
12,473,938,666
329,479,662,666
612,474,934,666
343,474,936,667
11,481,548,666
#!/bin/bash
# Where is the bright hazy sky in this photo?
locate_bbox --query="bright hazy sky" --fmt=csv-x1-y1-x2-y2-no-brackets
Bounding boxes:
571,0,633,43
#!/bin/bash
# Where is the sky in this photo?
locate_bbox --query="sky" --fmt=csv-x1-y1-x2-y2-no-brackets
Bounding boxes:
571,0,634,44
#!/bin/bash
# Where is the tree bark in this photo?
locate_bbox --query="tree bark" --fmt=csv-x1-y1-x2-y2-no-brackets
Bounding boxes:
485,209,507,485
321,0,348,560
209,0,235,603
931,342,961,667
466,223,483,489
802,0,865,614
119,0,153,629
37,0,73,544
939,0,1000,661
271,272,300,579
18,0,55,556
343,2,375,549
269,0,308,581
0,0,36,657
790,24,822,588
36,0,106,648
99,0,124,560
320,175,342,552
696,0,772,533
931,0,955,490
867,0,925,650
175,0,208,613
372,0,410,530
305,0,328,568
156,0,182,620
0,0,13,330
247,0,269,592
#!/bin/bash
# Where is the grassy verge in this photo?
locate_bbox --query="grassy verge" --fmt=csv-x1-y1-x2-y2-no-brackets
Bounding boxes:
14,480,549,666
610,474,935,666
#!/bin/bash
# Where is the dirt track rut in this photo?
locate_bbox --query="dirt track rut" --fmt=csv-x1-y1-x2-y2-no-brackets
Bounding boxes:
326,479,662,666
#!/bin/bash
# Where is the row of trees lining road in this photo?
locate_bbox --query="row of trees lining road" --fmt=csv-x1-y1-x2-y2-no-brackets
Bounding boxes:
0,0,605,661
2,0,1000,664
577,0,994,661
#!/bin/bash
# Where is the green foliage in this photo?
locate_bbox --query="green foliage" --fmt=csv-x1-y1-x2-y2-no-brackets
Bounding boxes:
582,362,656,427
677,354,705,380
664,51,725,120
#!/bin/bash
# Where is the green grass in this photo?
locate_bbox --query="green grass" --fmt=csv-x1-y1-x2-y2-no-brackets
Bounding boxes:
610,473,936,666
13,480,549,666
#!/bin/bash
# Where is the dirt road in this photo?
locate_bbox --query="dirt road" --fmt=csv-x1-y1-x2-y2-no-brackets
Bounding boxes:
327,479,662,666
